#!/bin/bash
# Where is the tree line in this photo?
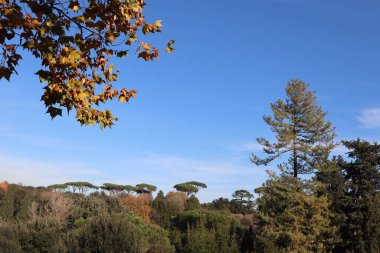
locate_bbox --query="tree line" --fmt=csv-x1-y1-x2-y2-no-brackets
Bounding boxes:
0,80,379,253
46,181,207,196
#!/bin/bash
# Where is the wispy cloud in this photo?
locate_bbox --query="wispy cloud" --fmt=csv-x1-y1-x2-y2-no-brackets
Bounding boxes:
102,153,268,201
116,153,266,180
0,152,268,202
0,127,95,151
357,108,380,128
0,154,104,187
240,142,263,152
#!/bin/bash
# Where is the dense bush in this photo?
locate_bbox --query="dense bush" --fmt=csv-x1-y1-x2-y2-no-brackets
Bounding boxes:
68,213,174,253
171,209,240,253
20,219,67,253
0,220,23,253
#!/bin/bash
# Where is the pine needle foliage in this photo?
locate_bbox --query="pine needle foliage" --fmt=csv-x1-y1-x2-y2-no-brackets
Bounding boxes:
251,79,336,178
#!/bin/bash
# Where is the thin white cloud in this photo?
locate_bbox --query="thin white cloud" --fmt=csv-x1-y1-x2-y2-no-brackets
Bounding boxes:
0,127,96,151
110,153,268,201
240,142,263,152
0,154,104,187
116,153,266,179
357,108,380,128
0,152,268,202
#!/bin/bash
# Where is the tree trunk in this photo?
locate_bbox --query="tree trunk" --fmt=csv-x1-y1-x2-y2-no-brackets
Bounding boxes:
293,147,298,178
293,122,298,178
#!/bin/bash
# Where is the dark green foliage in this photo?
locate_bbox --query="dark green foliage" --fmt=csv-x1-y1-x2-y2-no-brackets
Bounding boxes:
205,197,231,211
13,187,33,221
68,213,174,253
251,79,336,178
171,209,240,253
19,219,67,253
183,223,219,253
103,195,125,213
125,185,138,195
151,191,182,229
231,190,254,214
135,183,157,194
153,190,165,204
173,183,198,196
315,158,347,249
186,181,207,188
256,237,280,253
0,186,15,219
184,195,201,211
128,214,175,253
100,183,126,195
0,220,23,253
174,181,207,196
238,225,256,253
65,182,98,194
318,140,380,253
68,195,108,225
67,194,126,228
0,184,33,221
255,172,334,252
151,190,166,224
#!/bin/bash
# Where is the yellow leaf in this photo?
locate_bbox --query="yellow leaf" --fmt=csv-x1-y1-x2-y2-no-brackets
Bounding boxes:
118,95,125,103
155,20,162,27
62,47,69,54
69,1,80,12
78,92,87,100
76,16,86,23
142,43,151,51
130,89,137,98
72,5,79,12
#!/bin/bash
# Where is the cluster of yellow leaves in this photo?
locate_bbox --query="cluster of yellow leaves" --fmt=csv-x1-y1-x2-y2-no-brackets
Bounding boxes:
0,0,174,128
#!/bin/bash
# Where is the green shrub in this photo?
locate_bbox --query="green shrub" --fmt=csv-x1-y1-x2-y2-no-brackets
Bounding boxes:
0,220,23,253
68,213,174,253
171,209,240,253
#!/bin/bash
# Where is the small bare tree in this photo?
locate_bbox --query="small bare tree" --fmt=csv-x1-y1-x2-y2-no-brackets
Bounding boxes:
28,191,72,221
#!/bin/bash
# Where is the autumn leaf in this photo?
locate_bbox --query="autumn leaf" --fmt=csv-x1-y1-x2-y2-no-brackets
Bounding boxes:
46,106,62,119
166,40,175,53
155,20,162,27
142,43,151,51
0,0,173,128
68,1,80,12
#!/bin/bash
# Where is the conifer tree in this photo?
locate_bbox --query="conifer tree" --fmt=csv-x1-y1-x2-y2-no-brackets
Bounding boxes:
255,173,334,252
318,139,380,252
231,190,254,214
174,181,207,196
251,79,336,178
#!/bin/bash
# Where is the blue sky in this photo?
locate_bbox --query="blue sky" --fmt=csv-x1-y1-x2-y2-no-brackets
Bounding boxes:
0,0,380,202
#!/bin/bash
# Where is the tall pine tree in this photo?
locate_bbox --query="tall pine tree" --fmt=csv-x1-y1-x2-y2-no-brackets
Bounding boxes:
251,79,336,178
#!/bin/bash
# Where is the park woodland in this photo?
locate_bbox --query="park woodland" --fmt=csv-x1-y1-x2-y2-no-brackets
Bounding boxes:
0,0,379,252
0,81,379,253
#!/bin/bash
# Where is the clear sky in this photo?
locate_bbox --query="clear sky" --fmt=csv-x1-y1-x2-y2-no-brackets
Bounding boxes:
0,0,379,202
